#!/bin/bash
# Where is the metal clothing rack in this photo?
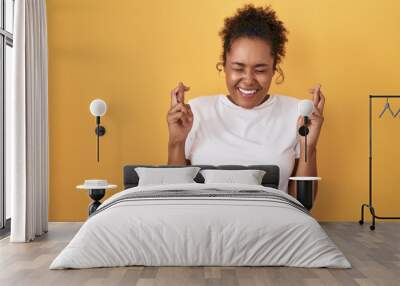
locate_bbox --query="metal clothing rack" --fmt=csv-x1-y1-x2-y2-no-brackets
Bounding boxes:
359,95,400,230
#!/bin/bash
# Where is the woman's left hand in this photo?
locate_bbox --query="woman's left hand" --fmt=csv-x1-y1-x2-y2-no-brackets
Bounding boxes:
297,83,325,150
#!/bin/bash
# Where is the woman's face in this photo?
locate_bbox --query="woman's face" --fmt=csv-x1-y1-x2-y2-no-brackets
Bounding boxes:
224,37,275,109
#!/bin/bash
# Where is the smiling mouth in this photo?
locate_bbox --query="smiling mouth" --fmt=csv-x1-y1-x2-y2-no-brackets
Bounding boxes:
237,87,259,98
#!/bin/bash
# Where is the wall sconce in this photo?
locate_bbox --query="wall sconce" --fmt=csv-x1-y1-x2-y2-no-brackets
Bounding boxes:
89,99,107,162
297,100,314,163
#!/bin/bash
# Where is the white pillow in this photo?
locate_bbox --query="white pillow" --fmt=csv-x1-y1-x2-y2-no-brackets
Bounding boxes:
200,169,266,185
135,167,201,186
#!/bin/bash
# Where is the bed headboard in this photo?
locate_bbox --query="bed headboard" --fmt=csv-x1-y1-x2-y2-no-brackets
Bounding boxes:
123,165,280,189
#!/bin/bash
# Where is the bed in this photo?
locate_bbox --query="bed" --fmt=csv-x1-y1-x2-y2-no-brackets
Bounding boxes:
49,165,351,269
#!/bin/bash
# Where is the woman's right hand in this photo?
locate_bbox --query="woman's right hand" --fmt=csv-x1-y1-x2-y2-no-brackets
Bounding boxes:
167,82,194,144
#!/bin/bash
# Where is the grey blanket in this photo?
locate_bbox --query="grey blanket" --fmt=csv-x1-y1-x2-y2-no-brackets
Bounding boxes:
90,189,310,218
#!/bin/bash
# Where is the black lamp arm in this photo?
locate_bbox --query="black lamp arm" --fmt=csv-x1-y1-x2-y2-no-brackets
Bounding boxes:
298,116,310,162
94,116,106,162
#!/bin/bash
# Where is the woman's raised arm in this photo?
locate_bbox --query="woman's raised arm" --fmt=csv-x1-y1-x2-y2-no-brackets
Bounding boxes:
167,82,193,165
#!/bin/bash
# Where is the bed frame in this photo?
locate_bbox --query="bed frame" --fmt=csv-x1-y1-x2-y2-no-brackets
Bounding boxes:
123,165,280,189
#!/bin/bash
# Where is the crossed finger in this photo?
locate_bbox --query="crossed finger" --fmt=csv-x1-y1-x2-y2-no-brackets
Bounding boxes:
170,82,190,107
309,84,325,115
168,103,192,116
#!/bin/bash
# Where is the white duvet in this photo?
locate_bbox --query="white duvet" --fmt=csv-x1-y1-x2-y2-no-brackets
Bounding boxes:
50,183,351,269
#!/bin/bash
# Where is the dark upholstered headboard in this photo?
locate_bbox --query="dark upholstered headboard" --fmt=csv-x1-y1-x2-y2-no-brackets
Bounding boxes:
123,165,280,189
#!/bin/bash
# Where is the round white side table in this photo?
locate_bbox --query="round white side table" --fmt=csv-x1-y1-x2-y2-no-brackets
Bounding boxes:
77,182,117,215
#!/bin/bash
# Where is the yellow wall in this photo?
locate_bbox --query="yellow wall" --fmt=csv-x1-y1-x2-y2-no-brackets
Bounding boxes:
47,0,400,221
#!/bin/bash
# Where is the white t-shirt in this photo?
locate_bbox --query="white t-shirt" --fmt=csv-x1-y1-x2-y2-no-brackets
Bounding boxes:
185,94,301,193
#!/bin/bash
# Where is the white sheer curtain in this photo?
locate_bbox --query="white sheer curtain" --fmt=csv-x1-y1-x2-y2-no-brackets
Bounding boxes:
8,0,49,242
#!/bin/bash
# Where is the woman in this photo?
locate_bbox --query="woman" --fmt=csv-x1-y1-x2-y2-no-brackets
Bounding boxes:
166,4,325,199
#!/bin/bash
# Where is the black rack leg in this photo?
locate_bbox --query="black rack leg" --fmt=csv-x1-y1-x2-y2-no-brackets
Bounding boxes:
370,207,376,230
359,204,366,225
359,204,377,230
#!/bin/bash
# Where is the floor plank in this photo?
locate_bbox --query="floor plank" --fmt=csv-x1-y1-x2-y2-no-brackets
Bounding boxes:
0,222,399,286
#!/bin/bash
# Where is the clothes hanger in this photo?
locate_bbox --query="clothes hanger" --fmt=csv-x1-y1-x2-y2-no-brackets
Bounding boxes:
393,106,400,118
379,97,395,118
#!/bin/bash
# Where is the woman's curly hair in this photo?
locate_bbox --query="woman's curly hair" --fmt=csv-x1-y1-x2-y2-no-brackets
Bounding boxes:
217,4,288,84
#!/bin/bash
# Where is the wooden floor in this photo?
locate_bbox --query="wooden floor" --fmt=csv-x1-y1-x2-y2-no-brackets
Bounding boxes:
0,222,399,286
